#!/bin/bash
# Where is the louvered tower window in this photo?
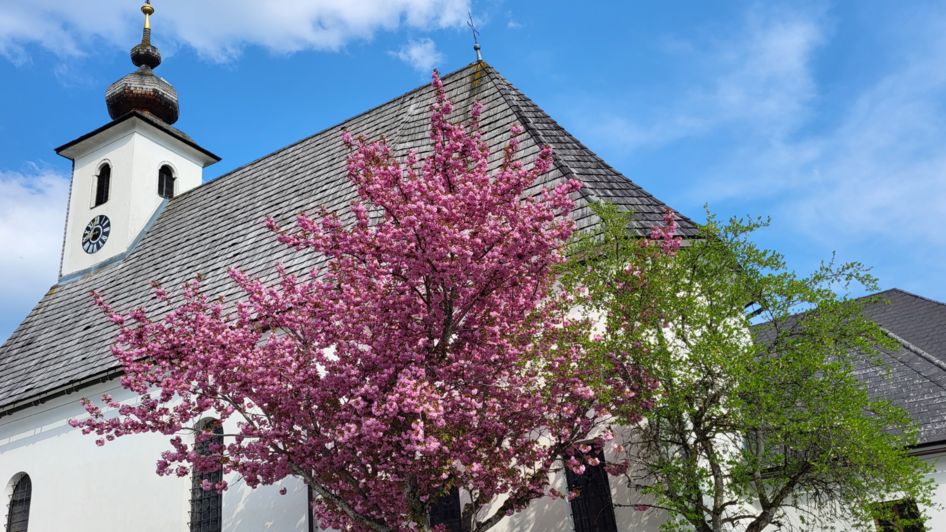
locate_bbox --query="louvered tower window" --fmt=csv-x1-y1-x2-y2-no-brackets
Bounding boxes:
5,474,32,532
429,486,461,532
158,165,175,199
94,165,110,207
190,421,223,532
564,451,618,532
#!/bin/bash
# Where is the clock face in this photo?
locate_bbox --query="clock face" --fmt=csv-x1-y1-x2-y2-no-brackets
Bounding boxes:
82,215,111,254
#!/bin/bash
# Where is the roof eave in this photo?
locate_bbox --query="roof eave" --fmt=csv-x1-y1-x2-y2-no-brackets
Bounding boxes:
55,110,221,166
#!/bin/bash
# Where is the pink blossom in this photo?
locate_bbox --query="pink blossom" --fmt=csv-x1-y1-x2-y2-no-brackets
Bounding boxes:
71,70,655,532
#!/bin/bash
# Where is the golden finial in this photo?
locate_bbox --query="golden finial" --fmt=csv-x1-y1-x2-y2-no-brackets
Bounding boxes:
131,0,161,68
142,1,154,31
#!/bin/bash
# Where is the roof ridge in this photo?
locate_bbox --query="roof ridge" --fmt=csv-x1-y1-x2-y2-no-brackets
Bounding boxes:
479,64,698,232
876,328,946,403
863,288,946,309
480,64,599,209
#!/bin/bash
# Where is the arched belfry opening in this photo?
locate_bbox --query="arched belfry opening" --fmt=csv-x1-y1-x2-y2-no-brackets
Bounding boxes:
93,163,111,207
158,165,175,199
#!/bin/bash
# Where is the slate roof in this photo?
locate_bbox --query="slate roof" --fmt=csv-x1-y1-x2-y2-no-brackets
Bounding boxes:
0,62,697,414
755,288,946,447
852,289,946,446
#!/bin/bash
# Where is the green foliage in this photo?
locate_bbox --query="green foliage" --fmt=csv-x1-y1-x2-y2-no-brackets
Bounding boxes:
562,203,936,532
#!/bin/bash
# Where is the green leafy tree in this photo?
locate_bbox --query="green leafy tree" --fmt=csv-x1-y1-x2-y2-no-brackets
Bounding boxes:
562,203,935,532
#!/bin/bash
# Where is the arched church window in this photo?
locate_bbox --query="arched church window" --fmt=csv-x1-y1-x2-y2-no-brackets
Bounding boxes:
5,474,32,532
94,164,111,207
158,165,175,199
564,450,617,532
190,420,223,532
429,486,461,532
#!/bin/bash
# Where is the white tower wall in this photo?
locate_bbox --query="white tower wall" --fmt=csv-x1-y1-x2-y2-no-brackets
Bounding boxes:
57,115,217,280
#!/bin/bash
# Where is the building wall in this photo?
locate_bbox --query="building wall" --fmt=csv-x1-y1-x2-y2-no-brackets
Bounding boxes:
60,120,207,278
923,457,946,531
0,381,305,532
2,380,942,532
0,379,663,532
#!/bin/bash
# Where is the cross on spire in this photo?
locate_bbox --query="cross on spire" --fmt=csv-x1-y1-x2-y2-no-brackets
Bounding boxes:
467,13,483,62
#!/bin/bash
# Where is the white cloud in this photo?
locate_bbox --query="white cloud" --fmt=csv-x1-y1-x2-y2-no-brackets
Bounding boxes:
0,165,70,342
707,6,825,137
563,1,946,294
0,0,469,63
390,38,444,73
769,40,946,246
574,4,826,154
666,6,946,251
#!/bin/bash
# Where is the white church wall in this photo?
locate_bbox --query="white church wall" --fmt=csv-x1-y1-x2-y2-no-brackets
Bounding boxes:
774,453,946,532
222,473,309,532
0,375,667,532
0,380,312,532
4,375,942,532
0,381,190,531
923,455,946,531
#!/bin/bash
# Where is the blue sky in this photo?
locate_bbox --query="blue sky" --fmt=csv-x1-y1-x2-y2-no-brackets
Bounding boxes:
1,0,945,342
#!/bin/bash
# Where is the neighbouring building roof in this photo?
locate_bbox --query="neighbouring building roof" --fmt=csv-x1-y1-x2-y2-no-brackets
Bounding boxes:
755,288,946,448
0,62,697,415
855,289,946,447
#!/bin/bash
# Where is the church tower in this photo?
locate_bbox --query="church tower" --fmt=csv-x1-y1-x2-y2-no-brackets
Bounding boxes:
55,1,219,282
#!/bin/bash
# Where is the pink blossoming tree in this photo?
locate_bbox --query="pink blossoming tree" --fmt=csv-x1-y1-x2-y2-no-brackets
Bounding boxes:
71,72,653,532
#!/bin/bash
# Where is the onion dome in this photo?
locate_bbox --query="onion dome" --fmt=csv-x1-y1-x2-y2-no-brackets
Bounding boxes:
105,2,179,125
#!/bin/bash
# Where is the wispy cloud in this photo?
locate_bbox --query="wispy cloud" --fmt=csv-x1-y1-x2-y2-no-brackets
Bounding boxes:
0,0,470,64
390,38,444,73
574,4,827,153
0,165,70,342
566,1,946,295
766,37,946,246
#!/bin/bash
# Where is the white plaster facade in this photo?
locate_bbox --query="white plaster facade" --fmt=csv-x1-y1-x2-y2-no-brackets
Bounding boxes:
0,381,307,532
6,382,939,532
0,378,670,532
57,116,218,279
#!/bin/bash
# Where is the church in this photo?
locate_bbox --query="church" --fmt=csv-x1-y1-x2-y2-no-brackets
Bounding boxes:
2,4,946,532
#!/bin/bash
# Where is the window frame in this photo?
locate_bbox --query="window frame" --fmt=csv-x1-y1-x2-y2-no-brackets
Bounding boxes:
874,499,926,532
158,164,176,199
429,485,462,532
189,419,224,532
564,449,618,532
92,163,111,208
5,473,32,532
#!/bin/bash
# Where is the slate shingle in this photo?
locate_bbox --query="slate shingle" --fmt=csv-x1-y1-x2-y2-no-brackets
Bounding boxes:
758,289,946,446
0,62,696,414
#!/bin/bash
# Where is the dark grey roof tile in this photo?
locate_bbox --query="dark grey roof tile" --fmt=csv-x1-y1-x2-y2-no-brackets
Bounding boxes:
0,62,696,412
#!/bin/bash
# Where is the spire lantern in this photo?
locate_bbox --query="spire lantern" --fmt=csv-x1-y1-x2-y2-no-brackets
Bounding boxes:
106,1,180,124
